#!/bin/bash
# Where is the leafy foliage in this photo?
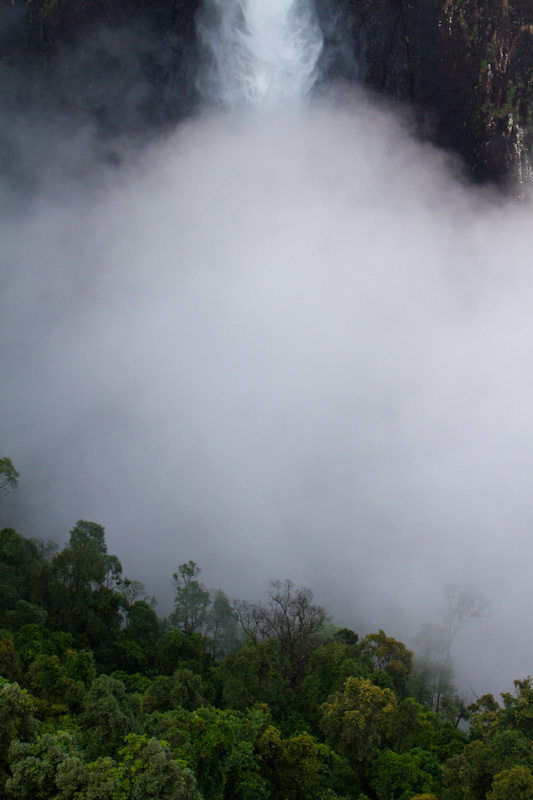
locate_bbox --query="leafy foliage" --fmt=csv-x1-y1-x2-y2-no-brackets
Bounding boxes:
0,459,19,499
361,630,414,698
0,523,531,800
170,561,211,636
321,676,398,762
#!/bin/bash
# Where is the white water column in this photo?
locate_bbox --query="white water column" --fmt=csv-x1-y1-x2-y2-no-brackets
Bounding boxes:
196,0,324,108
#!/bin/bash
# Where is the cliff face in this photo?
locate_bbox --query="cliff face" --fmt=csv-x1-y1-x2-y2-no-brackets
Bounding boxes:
0,0,202,133
346,0,533,185
1,0,532,185
434,0,533,185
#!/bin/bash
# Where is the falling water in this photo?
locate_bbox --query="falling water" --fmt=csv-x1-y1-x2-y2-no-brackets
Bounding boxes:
195,0,324,108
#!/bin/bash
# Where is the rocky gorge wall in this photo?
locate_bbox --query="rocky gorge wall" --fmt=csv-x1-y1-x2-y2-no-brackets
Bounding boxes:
1,0,532,186
347,0,533,185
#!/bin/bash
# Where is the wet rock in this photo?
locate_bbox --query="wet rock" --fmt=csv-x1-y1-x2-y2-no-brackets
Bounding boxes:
1,0,532,185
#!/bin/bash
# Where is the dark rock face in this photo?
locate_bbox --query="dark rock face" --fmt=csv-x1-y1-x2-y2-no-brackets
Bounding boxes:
1,0,532,185
346,0,533,186
436,0,533,185
342,0,412,97
0,0,203,133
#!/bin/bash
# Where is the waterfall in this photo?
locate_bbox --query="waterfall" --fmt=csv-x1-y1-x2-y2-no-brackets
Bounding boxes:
195,0,324,108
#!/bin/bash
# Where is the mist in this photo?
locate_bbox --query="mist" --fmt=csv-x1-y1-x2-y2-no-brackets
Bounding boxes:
2,0,533,700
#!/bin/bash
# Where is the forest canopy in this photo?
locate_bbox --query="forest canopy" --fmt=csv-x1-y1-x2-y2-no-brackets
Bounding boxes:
0,520,529,800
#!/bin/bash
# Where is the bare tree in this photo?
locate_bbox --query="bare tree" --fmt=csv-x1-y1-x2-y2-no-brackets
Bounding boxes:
232,579,329,687
442,583,488,666
412,584,488,717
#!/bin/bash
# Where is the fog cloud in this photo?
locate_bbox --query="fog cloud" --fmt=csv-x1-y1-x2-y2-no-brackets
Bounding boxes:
2,6,533,699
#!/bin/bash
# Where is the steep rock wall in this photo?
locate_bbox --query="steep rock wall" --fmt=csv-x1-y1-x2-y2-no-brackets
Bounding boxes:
1,0,532,185
0,0,202,131
346,0,533,185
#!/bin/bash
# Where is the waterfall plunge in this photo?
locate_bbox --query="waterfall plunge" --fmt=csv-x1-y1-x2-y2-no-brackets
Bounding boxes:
196,0,324,108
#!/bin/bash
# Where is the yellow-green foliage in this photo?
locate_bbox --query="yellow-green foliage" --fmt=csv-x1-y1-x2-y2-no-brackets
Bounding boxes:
487,765,533,800
408,794,439,800
321,676,397,762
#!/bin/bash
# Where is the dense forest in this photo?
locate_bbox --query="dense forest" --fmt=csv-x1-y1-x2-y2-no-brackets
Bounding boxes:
1,510,533,800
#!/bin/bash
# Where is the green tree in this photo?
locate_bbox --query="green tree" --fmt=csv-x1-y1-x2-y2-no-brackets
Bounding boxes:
117,733,201,800
386,698,438,754
12,625,80,676
142,667,210,713
469,679,533,742
0,680,38,791
79,674,140,759
6,731,86,800
0,639,21,683
116,600,161,673
144,705,269,800
257,725,343,800
219,639,289,715
334,628,360,646
361,630,413,697
409,795,439,800
321,676,397,763
370,748,438,800
0,458,19,499
487,764,533,799
3,600,48,632
0,529,45,614
50,521,118,603
25,648,96,713
48,522,123,667
155,629,210,676
169,561,211,636
6,732,201,800
500,677,533,738
441,730,533,800
297,640,372,731
430,721,467,762
468,693,503,740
